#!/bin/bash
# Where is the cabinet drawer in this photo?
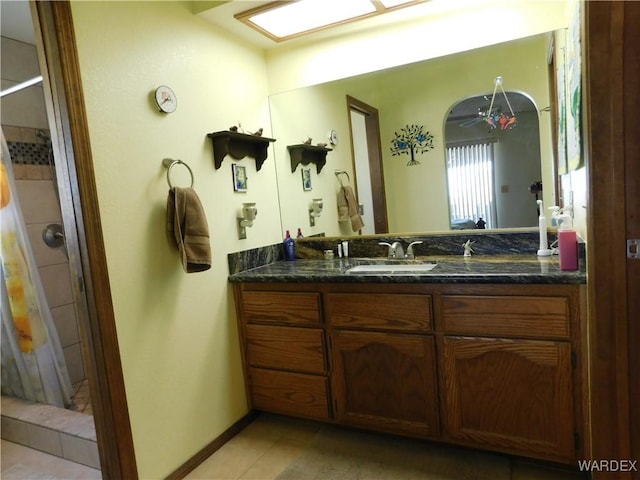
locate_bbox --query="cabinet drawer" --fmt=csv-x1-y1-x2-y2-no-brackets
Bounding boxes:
327,293,432,331
242,291,321,326
249,367,330,421
246,324,327,373
441,295,570,339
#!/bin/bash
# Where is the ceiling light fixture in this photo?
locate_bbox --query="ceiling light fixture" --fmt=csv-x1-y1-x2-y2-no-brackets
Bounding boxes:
235,0,425,42
0,75,43,98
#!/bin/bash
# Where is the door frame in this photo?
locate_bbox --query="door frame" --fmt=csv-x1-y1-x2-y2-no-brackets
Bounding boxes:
346,96,388,233
32,2,137,478
584,2,637,476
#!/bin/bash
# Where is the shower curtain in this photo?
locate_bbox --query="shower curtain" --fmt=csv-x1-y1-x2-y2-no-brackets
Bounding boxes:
0,129,73,408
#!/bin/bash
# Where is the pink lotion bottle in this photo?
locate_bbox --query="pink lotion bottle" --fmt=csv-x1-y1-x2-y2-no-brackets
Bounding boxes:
558,215,578,271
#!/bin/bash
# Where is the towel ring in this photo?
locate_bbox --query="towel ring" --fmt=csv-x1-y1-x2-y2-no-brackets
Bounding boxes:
334,170,350,186
162,158,194,189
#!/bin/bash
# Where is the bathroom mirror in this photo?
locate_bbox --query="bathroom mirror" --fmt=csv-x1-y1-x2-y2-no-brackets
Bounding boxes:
270,32,559,237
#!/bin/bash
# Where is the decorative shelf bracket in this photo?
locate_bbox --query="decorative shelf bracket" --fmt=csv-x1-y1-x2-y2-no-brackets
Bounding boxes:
207,131,276,171
288,144,332,174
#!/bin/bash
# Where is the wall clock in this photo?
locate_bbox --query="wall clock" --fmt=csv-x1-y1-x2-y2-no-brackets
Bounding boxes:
329,129,338,146
155,85,177,113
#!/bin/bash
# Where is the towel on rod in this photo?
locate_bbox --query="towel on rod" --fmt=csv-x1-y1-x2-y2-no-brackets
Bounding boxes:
337,185,364,232
167,187,211,273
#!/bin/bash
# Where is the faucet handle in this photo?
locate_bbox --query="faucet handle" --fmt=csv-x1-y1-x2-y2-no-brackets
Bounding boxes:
378,242,393,258
406,241,424,259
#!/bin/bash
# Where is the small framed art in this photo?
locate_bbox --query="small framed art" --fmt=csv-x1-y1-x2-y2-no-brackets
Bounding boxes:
232,164,247,192
301,167,312,191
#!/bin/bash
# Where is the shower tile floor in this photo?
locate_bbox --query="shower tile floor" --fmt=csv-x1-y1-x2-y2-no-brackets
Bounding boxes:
1,380,100,477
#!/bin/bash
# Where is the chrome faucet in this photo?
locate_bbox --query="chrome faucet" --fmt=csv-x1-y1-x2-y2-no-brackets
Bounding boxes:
406,241,423,259
379,240,423,259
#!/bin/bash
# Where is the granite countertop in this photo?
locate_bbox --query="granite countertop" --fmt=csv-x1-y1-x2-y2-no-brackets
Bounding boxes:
228,254,586,284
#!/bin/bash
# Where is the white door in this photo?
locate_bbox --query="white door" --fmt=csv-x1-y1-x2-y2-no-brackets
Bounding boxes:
350,110,375,234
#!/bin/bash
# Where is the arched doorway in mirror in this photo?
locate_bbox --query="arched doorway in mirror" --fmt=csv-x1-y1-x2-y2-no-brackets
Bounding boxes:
444,92,542,230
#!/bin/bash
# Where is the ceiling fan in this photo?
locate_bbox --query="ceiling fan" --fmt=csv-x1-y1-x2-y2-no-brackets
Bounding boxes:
459,77,518,130
458,103,502,127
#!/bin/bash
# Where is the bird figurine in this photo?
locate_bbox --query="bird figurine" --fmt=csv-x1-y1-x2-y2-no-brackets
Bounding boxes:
462,239,475,257
229,125,238,132
303,137,312,145
252,128,263,136
316,142,327,148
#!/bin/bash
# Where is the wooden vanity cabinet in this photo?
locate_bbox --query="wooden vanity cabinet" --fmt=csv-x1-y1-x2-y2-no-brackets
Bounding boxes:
438,287,583,464
234,287,331,421
233,282,586,465
327,293,439,437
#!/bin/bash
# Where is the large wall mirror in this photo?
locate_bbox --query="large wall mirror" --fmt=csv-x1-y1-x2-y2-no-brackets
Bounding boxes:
270,32,560,238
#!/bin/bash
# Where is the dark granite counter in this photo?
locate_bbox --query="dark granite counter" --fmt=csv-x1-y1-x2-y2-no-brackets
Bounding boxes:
228,254,586,284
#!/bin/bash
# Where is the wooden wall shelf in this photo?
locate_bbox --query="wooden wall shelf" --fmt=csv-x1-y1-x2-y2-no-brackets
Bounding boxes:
288,144,332,174
207,131,276,171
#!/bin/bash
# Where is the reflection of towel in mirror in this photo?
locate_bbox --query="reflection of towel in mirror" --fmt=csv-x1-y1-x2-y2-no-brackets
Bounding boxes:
337,185,364,232
167,187,211,273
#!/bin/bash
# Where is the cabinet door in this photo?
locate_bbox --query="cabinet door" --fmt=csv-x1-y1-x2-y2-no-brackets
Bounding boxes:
331,330,439,437
442,336,574,463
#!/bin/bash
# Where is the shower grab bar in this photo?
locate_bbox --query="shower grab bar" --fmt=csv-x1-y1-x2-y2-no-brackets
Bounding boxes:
162,158,194,189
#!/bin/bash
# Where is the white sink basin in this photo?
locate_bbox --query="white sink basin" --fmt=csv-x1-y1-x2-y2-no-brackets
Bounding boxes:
346,263,438,274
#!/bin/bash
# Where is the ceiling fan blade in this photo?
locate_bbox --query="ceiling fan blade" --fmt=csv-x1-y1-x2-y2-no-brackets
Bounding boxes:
459,118,483,127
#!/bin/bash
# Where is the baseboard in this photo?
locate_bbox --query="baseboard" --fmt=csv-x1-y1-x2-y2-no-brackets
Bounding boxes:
164,410,258,480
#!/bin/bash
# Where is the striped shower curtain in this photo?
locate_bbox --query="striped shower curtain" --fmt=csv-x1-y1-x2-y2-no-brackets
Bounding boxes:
1,129,73,408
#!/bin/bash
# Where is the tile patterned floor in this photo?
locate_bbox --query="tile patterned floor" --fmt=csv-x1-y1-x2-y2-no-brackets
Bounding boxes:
0,409,588,479
1,381,99,477
185,413,588,480
0,440,101,480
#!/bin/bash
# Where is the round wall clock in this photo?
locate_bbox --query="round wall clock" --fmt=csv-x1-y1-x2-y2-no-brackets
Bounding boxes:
155,85,177,113
329,129,338,146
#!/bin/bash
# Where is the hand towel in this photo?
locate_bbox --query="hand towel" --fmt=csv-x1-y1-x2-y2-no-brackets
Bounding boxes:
337,185,364,232
167,187,211,273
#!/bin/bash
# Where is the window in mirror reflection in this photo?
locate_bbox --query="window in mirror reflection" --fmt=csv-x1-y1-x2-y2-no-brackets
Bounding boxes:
445,92,542,230
447,143,495,229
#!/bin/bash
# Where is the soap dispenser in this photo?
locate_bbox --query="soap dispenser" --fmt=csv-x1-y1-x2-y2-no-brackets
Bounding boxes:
283,230,296,261
557,215,578,270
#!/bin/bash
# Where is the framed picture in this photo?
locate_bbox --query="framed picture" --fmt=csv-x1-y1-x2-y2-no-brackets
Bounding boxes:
232,164,247,192
301,167,312,191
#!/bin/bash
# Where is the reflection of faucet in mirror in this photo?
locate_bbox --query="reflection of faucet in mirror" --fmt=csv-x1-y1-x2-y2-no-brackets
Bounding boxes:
237,202,257,239
309,198,323,226
379,240,423,259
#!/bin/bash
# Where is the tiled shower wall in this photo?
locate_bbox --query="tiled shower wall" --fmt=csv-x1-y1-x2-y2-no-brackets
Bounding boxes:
2,31,87,386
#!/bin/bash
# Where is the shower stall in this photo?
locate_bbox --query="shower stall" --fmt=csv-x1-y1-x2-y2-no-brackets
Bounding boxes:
1,21,100,470
1,34,88,410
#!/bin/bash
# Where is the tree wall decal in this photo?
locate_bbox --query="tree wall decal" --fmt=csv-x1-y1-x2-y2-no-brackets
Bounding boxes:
389,124,435,166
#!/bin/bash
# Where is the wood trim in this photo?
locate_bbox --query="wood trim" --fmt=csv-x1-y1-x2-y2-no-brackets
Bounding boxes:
622,2,640,473
36,2,138,478
584,1,632,475
347,95,389,233
164,411,258,480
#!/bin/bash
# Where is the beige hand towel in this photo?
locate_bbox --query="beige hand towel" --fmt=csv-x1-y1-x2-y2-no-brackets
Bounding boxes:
338,185,364,232
167,187,211,273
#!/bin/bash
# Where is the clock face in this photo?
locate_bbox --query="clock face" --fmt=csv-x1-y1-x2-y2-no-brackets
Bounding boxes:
329,129,338,145
155,85,177,113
